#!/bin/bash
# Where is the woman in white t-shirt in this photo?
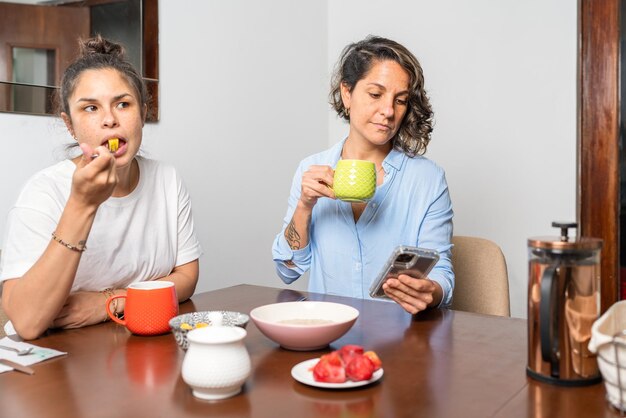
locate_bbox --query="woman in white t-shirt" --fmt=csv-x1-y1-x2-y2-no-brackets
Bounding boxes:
0,36,202,340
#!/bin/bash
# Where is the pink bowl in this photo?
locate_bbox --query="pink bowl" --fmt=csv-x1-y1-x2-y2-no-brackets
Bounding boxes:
250,301,359,351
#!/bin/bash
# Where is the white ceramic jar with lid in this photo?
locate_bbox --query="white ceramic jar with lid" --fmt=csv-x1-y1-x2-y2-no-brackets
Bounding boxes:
181,325,251,400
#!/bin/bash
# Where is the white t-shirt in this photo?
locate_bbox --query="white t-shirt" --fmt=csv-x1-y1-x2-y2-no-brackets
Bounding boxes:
0,156,203,292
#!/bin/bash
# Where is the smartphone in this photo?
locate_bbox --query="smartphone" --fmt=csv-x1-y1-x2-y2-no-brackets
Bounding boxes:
368,246,440,299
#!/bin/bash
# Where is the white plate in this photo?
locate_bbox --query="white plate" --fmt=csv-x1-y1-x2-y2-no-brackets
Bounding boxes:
291,358,384,389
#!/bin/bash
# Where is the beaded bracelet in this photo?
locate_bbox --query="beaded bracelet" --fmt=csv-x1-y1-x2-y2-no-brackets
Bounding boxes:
51,231,87,252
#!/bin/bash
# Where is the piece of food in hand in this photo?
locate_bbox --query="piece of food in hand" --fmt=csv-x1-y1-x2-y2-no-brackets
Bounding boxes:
312,351,346,383
363,350,382,371
108,138,119,152
338,344,364,364
345,354,375,381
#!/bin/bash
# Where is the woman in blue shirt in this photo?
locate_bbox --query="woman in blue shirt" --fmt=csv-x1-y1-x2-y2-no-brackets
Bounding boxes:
272,35,454,314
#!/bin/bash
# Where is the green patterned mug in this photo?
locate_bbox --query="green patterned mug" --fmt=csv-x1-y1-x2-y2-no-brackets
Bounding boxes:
333,159,376,202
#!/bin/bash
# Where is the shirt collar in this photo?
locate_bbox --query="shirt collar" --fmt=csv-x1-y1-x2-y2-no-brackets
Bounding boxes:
384,147,405,172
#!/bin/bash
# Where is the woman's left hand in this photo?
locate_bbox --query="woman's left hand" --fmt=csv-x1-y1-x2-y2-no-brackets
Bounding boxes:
51,291,109,329
382,275,442,314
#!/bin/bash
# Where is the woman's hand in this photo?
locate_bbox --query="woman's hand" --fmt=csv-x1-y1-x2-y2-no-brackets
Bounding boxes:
382,275,443,314
70,143,118,209
51,291,111,329
283,165,335,257
299,165,335,209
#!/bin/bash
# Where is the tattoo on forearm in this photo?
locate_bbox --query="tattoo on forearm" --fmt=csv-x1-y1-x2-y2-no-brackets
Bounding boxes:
285,219,301,250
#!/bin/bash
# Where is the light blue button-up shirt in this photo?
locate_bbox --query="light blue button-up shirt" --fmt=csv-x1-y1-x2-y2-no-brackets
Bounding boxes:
272,139,454,307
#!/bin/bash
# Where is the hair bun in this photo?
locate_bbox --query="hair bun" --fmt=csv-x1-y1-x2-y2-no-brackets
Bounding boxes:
79,34,125,59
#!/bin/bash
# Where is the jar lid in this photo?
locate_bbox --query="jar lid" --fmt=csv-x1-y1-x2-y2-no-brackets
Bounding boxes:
527,236,603,251
528,221,603,251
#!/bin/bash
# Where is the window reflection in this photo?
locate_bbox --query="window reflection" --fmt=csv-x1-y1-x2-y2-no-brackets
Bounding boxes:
0,81,57,116
0,0,158,120
91,0,142,74
11,47,55,114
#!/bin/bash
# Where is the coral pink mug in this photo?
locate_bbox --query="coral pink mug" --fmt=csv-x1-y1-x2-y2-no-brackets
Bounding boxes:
106,281,178,336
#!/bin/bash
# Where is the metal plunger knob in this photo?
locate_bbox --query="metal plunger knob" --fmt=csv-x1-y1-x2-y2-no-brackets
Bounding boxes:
551,221,577,242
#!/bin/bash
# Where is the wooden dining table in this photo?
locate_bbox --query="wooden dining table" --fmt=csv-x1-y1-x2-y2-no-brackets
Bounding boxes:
0,284,620,418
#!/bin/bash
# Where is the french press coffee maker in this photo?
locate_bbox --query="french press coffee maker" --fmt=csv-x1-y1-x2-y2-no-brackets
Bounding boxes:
527,221,603,386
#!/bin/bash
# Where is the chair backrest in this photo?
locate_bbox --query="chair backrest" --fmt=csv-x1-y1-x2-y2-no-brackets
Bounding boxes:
0,305,6,339
450,236,511,317
0,249,6,338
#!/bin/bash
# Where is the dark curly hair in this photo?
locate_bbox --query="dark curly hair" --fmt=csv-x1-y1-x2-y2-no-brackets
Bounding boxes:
57,34,148,119
329,35,434,157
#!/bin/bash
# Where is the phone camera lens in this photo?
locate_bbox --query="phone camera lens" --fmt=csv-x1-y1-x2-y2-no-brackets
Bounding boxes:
395,254,415,264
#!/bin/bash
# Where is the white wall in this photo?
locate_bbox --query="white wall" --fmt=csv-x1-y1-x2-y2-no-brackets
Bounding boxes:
149,0,329,293
0,0,576,318
328,0,577,318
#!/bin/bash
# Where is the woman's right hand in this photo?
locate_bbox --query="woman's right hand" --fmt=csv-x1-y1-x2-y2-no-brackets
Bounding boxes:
70,143,118,208
299,165,335,209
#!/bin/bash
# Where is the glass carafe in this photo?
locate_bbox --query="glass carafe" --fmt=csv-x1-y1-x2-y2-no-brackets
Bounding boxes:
527,222,603,386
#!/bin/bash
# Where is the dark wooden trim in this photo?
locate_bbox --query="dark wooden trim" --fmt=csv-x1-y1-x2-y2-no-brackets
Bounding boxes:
55,0,127,6
143,0,158,121
143,0,158,80
579,0,620,312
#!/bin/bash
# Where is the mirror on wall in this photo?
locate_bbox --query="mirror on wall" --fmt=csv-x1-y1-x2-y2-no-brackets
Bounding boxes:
0,0,158,121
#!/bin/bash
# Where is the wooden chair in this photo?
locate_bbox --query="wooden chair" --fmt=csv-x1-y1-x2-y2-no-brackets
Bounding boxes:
450,235,511,317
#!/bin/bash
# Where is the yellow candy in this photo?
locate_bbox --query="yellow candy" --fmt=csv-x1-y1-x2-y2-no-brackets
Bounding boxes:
108,138,119,152
195,322,209,328
180,323,193,330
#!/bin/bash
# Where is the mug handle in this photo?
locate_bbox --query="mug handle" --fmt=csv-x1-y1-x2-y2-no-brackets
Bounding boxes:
105,295,127,325
539,263,559,377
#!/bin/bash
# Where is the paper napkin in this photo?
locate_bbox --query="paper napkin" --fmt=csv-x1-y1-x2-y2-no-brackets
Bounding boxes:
0,336,67,374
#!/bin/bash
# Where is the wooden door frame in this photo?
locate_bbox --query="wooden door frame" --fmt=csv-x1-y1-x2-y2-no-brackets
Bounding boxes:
579,0,620,313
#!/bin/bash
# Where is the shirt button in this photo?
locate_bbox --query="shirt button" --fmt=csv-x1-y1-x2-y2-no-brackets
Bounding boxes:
355,262,362,272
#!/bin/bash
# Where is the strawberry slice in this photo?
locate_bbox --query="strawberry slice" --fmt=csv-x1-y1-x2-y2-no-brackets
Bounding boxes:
313,352,346,383
363,350,382,371
338,344,364,364
345,354,375,381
